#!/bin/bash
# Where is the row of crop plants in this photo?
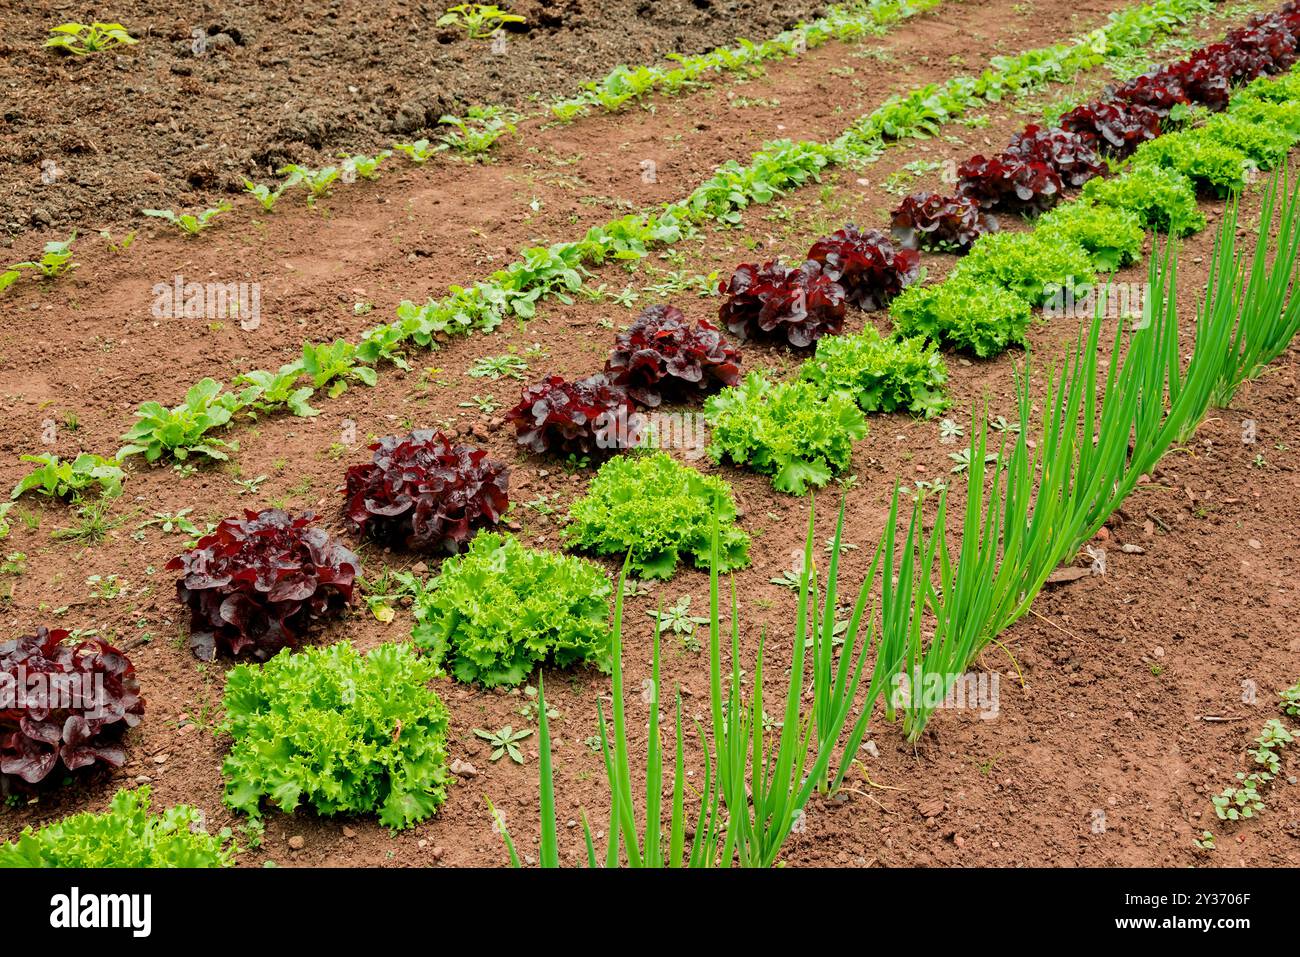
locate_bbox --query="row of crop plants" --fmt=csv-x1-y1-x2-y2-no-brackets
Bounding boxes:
1,0,1228,453
0,0,944,269
4,0,1300,867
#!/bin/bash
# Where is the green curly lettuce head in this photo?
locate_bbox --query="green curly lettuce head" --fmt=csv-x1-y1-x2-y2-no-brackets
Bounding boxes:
0,787,235,867
1130,129,1249,196
704,372,867,495
1035,199,1146,273
221,641,451,831
953,230,1095,307
412,532,612,687
564,451,750,579
890,273,1033,359
799,324,949,418
1081,164,1206,236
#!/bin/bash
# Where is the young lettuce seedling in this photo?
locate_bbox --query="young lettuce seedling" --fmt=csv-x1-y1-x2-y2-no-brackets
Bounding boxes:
392,139,439,164
13,234,77,279
232,361,320,418
45,22,138,55
143,204,233,236
118,378,241,464
340,151,392,181
243,180,286,212
436,4,524,40
10,453,125,502
301,340,378,397
99,229,135,253
277,164,341,206
439,106,518,159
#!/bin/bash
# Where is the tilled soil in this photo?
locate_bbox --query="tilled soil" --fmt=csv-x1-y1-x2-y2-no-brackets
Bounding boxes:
1,0,1298,869
1,0,826,236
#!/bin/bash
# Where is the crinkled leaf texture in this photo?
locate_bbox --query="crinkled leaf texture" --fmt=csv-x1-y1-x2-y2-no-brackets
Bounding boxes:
806,224,920,311
704,372,867,495
954,231,1096,307
890,192,998,254
1059,100,1162,158
889,273,1033,359
563,451,750,579
0,786,233,867
412,533,613,687
221,642,450,831
604,305,741,408
718,260,847,348
1006,124,1105,188
344,430,509,553
0,627,143,786
1036,200,1146,273
800,325,949,418
506,374,643,457
167,509,360,661
957,152,1064,215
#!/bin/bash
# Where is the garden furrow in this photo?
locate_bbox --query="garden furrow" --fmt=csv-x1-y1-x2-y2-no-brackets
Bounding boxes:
0,0,1214,472
4,0,1300,874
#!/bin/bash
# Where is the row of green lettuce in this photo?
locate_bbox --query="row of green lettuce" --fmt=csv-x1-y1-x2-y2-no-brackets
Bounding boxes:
498,168,1300,866
886,67,1300,357
99,0,1223,472
694,63,1300,497
8,159,1298,870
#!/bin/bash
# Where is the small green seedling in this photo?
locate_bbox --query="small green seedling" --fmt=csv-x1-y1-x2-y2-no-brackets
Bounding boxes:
437,4,524,40
646,595,708,637
340,151,391,181
45,22,138,54
140,508,200,536
468,353,529,380
439,107,518,158
474,725,532,764
392,139,438,164
13,234,77,279
243,180,287,212
99,229,136,253
143,204,233,236
278,164,341,205
11,453,124,502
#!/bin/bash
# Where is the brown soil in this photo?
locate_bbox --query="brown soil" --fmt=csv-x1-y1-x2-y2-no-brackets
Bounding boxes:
2,0,1298,869
2,0,826,237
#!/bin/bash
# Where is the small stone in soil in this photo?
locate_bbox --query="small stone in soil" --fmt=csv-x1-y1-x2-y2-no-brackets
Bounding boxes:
288,836,305,850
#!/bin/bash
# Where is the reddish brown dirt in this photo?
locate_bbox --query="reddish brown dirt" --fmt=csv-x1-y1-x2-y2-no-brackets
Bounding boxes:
0,0,837,236
2,0,1298,869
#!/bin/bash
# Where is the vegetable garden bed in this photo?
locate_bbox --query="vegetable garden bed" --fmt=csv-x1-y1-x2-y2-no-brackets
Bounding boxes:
1,0,1299,875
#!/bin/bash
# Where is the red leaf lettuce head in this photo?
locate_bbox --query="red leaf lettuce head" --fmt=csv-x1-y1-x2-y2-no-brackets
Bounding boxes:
505,374,644,457
1060,100,1162,158
0,627,143,785
957,152,1064,214
890,192,999,254
1111,71,1191,118
165,509,360,661
805,224,920,311
1006,125,1106,187
717,260,847,348
604,305,741,408
343,430,509,553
